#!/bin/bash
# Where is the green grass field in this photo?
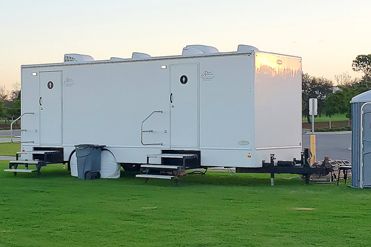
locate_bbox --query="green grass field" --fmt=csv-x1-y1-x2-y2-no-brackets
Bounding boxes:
0,142,20,156
303,113,349,123
1,143,371,246
0,162,371,246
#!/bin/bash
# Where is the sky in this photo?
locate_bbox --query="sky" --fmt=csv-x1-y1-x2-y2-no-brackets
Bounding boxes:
0,0,370,89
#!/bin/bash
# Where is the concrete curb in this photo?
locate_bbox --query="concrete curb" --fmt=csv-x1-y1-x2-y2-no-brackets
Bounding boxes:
303,131,351,135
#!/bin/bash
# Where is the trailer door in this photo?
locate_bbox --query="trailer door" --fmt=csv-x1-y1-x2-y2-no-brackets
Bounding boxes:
170,64,199,148
39,71,62,146
362,111,371,187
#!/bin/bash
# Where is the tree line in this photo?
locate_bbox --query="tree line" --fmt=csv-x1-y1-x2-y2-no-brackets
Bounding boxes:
302,54,371,123
0,86,21,120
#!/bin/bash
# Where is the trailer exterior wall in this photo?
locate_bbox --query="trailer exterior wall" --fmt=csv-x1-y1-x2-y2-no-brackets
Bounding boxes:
254,52,302,163
199,54,256,167
20,51,301,168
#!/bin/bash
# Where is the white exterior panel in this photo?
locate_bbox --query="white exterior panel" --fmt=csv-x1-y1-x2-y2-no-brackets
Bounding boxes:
20,51,302,168
170,63,199,148
199,54,257,167
39,71,63,146
254,52,302,163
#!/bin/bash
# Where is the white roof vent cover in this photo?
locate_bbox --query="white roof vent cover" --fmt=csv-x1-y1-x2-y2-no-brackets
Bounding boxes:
132,52,151,60
64,54,95,63
182,45,219,56
237,44,259,53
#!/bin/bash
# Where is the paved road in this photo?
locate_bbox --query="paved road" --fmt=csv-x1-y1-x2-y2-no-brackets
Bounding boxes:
0,129,21,137
0,129,20,143
302,131,351,161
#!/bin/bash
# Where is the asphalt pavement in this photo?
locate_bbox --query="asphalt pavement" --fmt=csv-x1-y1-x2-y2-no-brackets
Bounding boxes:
302,131,351,161
0,129,20,137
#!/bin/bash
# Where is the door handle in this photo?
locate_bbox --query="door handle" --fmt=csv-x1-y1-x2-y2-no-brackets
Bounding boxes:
39,97,42,106
170,93,173,103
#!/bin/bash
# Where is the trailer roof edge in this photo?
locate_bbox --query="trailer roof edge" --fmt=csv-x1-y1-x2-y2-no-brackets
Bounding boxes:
21,51,301,69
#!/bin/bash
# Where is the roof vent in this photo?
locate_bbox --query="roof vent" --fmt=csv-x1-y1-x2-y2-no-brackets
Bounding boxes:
237,44,259,53
110,57,127,61
132,52,151,60
182,45,219,56
64,54,95,63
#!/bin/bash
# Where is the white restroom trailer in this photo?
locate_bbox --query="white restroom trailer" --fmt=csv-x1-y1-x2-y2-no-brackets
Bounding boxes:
18,45,302,176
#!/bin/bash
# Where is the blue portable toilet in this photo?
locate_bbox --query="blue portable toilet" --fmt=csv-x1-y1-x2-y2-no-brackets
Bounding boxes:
351,90,371,188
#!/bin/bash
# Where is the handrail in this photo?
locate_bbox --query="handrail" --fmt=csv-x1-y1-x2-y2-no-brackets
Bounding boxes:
141,110,163,146
10,112,35,143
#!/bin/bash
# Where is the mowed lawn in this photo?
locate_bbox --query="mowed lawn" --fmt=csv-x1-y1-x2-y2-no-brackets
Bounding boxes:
0,142,19,156
302,113,349,123
1,144,371,246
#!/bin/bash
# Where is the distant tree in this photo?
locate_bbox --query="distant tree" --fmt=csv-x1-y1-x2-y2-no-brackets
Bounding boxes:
0,100,4,118
7,89,21,119
325,80,371,118
352,54,371,80
0,85,21,119
324,86,352,118
302,73,333,123
0,86,7,101
0,86,7,118
334,72,357,86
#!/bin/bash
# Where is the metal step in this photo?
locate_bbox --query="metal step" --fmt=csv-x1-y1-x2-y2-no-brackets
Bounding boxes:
4,169,36,173
136,174,175,180
147,153,197,159
17,151,57,155
141,164,182,170
9,160,39,165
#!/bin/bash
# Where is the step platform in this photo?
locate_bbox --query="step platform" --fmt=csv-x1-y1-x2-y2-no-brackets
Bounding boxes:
147,153,197,159
137,152,199,181
4,169,36,173
9,160,39,165
17,151,59,155
136,174,175,180
141,164,182,170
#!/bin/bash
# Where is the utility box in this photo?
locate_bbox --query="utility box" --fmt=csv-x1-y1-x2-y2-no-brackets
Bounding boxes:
351,90,371,188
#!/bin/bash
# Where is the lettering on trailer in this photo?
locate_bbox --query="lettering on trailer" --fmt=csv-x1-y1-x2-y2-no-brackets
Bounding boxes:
201,70,215,81
64,77,74,87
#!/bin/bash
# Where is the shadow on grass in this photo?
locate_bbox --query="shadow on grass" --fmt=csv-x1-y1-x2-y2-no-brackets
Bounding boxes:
123,172,311,188
1,164,70,179
182,172,307,187
1,163,338,188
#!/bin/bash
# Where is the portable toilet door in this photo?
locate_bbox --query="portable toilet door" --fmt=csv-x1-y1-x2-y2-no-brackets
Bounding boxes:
39,71,63,146
351,90,371,188
169,63,199,149
361,103,371,188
